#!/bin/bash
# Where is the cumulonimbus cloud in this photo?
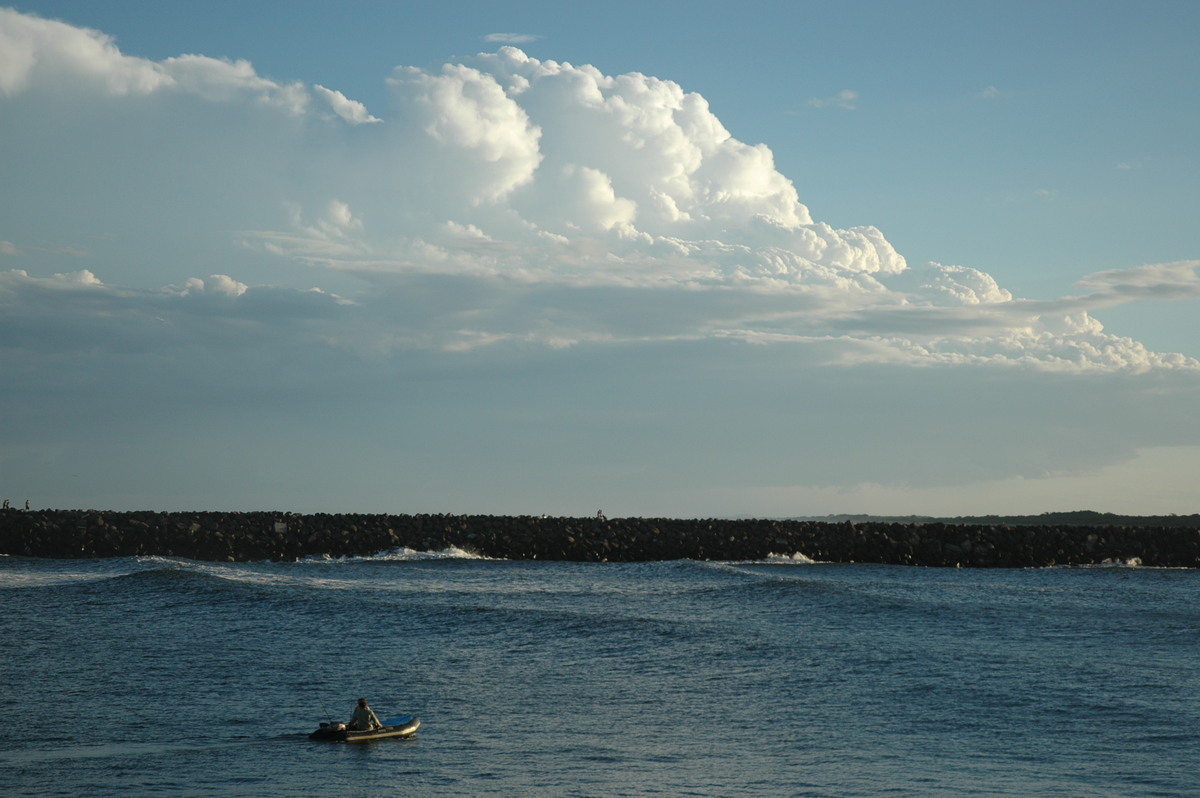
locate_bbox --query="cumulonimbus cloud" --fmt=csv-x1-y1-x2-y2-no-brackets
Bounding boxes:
1,7,1196,374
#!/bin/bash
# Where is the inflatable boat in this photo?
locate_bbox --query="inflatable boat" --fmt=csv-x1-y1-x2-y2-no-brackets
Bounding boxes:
309,714,421,742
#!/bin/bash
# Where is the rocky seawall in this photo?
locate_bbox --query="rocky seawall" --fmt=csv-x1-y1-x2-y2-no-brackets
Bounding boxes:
2,509,1198,567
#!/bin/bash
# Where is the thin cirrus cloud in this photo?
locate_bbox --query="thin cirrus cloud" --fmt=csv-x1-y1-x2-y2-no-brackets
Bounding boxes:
484,32,542,45
807,89,859,110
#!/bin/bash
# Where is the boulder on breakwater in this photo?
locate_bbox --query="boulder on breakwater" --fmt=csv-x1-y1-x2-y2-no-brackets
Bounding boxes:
2,508,1198,567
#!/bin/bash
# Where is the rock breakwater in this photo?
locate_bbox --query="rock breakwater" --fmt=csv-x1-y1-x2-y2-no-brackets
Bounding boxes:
2,509,1198,567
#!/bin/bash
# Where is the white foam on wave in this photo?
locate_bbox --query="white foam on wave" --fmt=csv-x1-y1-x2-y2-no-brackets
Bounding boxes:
764,552,819,564
301,545,499,563
1080,554,1152,566
0,568,119,588
699,552,821,571
366,545,499,562
1,555,179,587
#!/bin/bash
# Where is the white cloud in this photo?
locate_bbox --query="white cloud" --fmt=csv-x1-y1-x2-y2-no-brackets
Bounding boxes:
2,7,1198,380
1076,260,1200,300
0,7,372,117
484,32,541,45
887,262,1013,306
807,89,858,110
4,5,1195,376
314,84,381,123
205,274,249,297
386,59,543,205
53,268,103,286
0,7,169,96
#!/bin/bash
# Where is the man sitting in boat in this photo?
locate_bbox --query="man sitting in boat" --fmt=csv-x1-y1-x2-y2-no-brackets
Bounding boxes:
348,697,383,731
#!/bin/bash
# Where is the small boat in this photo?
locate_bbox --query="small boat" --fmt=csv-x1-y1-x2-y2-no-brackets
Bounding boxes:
309,714,421,742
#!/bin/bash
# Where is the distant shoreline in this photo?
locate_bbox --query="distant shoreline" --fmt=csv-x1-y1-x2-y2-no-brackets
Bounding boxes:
789,510,1200,527
3,508,1197,567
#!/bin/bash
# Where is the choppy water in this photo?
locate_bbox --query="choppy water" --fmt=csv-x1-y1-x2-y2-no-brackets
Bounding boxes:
1,551,1196,797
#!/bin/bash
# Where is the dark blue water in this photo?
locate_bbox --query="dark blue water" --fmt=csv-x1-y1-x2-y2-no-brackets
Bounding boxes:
1,551,1196,796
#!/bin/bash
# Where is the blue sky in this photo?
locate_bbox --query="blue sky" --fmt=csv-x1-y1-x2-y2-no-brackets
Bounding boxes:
2,1,1198,517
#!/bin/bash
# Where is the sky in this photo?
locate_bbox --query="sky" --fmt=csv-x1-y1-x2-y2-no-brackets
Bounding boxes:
2,1,1199,518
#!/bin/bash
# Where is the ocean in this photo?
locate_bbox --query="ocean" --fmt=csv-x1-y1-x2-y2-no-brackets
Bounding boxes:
1,551,1195,797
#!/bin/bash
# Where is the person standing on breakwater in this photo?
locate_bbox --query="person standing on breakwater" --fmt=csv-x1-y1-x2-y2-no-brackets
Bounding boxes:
348,698,382,731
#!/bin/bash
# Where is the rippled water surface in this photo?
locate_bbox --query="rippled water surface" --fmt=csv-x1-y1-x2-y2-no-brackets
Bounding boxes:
1,552,1196,796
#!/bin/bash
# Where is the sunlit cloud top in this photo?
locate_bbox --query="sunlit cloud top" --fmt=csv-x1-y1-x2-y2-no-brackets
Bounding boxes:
2,6,1197,375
